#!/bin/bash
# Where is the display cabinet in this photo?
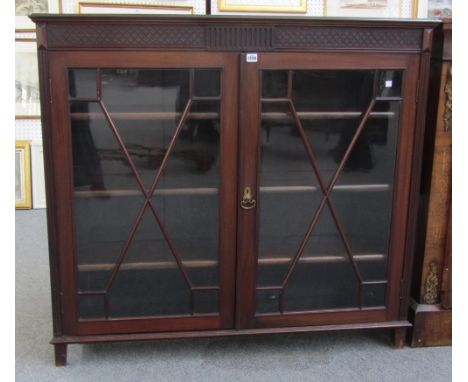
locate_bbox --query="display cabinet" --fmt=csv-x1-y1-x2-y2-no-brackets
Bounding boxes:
30,15,439,365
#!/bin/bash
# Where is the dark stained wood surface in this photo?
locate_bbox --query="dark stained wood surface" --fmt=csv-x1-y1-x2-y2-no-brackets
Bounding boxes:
409,300,451,347
48,51,239,335
33,16,437,361
30,15,439,52
236,52,421,328
51,320,412,344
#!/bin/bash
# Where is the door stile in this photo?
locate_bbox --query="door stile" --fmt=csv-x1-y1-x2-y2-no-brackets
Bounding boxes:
218,54,240,328
384,55,421,321
236,54,262,329
49,53,80,334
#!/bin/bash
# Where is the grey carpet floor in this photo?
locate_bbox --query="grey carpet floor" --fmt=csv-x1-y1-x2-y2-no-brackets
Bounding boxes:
16,210,451,382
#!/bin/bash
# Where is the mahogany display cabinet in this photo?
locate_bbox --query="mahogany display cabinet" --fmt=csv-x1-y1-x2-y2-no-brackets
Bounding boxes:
30,15,440,365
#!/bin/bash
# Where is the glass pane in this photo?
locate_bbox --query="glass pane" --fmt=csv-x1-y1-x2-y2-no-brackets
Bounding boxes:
69,69,97,99
194,290,218,314
377,70,403,98
256,289,280,314
194,69,221,97
79,295,105,319
71,68,221,319
363,283,387,307
256,69,401,314
262,70,288,98
292,70,374,111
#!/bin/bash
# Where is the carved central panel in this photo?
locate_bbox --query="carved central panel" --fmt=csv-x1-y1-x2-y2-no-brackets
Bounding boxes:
206,25,273,50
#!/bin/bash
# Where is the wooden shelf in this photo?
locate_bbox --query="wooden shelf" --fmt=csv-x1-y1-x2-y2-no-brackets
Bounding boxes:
70,111,395,121
260,184,390,193
375,96,403,102
78,259,218,272
75,188,218,198
71,112,219,120
74,184,390,198
262,111,395,120
77,253,386,272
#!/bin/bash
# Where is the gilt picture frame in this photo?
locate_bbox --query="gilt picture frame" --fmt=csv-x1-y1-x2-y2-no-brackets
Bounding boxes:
31,143,47,209
218,0,307,13
324,0,403,18
77,2,194,14
15,140,32,209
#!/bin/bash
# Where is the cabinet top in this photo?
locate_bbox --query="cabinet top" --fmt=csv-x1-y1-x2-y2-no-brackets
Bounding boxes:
30,14,440,53
30,14,440,27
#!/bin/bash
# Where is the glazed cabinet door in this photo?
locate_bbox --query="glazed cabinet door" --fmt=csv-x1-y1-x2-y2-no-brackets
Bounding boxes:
49,52,238,335
237,53,420,329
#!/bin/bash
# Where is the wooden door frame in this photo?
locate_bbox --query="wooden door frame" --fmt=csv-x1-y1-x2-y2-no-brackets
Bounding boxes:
236,52,421,329
48,51,239,336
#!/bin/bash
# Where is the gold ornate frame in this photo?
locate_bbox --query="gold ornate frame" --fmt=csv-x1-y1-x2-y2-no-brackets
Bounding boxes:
218,0,307,13
15,140,32,209
323,0,403,18
78,2,194,14
413,0,419,17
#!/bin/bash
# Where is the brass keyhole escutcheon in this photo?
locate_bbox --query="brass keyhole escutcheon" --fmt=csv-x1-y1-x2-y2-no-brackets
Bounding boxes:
241,186,256,210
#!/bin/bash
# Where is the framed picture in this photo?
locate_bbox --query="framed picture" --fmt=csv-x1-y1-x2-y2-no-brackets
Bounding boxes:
15,29,36,41
413,0,428,17
427,0,451,18
16,40,41,118
31,143,47,209
16,140,32,209
324,0,402,18
218,0,307,13
78,2,194,14
16,0,61,30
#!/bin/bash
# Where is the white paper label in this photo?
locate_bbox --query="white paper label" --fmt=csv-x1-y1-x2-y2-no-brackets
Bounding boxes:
385,80,393,88
246,53,258,63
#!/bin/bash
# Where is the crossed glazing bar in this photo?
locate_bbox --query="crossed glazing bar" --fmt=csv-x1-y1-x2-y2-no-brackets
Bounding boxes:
260,70,379,313
74,68,219,318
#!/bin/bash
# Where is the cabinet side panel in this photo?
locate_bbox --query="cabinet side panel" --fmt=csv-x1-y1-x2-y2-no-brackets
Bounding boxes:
399,36,434,320
36,31,63,337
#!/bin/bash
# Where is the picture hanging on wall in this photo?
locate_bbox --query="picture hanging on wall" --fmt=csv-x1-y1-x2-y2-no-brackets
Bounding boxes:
218,0,307,13
16,40,41,118
78,2,194,14
15,140,32,209
15,0,61,30
427,0,451,18
324,0,402,17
